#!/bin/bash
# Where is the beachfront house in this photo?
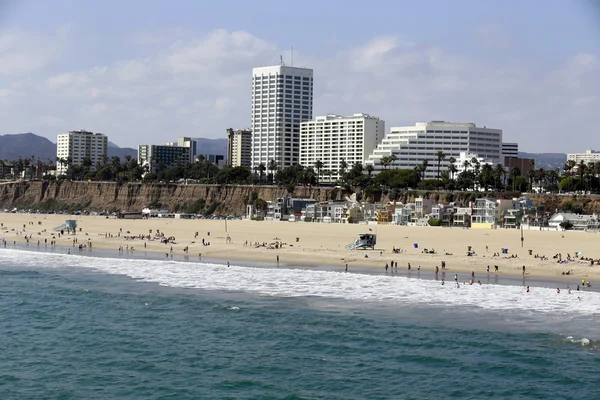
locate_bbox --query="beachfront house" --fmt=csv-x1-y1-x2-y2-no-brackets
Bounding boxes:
471,198,497,228
548,213,599,231
266,197,317,221
430,204,454,225
453,207,471,227
414,197,435,218
502,209,522,229
392,204,415,225
302,201,349,223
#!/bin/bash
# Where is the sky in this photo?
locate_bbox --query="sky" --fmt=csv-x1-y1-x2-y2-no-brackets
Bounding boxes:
0,0,599,152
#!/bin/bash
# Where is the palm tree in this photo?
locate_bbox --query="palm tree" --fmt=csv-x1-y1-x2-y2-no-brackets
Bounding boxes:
447,157,458,180
389,154,398,169
494,164,506,190
420,159,429,180
268,159,277,184
380,156,391,170
435,151,446,180
510,166,520,192
338,159,348,183
314,159,324,185
577,160,587,191
258,162,266,183
366,164,374,177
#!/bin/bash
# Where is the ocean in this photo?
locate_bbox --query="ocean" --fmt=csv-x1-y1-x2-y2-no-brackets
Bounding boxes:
1,248,599,399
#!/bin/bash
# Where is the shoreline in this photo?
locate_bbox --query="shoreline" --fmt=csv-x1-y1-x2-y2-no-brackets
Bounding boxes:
1,213,600,286
2,240,596,292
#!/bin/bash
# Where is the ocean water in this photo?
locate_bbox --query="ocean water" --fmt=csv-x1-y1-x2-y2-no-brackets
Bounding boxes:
1,249,600,399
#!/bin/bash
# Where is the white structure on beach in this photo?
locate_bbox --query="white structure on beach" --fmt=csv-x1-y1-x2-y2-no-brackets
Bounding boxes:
364,121,503,179
251,64,314,170
56,130,108,175
300,113,384,182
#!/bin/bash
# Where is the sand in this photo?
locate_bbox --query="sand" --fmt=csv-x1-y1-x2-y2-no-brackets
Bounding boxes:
1,212,599,283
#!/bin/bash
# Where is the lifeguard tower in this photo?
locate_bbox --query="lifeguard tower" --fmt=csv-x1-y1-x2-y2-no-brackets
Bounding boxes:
346,233,377,250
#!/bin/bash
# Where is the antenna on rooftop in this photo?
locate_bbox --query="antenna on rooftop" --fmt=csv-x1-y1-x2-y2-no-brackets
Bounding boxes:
280,55,285,66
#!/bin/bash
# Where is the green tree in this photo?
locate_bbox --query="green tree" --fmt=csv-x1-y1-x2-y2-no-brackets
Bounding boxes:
435,151,446,180
314,159,324,185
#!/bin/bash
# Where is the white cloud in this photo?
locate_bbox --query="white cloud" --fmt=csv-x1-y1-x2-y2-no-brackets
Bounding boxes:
0,27,598,153
0,26,68,76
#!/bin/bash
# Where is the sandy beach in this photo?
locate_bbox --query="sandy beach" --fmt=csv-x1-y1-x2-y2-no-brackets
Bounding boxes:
1,212,599,282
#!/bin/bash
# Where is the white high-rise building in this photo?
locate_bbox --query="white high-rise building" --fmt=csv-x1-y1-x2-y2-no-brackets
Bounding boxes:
251,65,313,170
300,114,384,182
365,121,503,179
56,130,108,175
567,150,600,164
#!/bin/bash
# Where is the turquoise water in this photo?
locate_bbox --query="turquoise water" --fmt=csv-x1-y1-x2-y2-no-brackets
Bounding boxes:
1,249,600,399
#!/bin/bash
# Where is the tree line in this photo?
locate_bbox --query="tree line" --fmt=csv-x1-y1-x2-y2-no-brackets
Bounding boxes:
2,152,599,194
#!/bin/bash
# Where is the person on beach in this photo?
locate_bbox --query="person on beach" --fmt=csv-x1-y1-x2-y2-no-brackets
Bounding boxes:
526,286,530,293
385,263,389,272
227,261,230,267
522,265,526,276
556,288,561,293
487,265,490,273
276,255,279,264
345,263,348,272
494,265,499,272
441,279,445,285
454,274,458,282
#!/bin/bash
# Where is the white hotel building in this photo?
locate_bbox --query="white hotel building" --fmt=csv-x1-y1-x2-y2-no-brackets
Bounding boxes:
567,150,600,164
365,121,503,179
251,65,313,170
300,114,384,182
56,130,108,175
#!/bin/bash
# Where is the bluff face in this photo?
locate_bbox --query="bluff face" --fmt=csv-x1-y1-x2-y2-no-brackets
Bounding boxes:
0,181,339,214
2,181,600,216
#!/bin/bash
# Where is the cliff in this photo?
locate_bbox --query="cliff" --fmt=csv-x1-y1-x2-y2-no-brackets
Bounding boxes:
0,181,339,215
1,181,600,215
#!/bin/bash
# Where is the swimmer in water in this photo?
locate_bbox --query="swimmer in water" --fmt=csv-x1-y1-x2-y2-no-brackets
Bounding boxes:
526,286,530,293
556,288,561,294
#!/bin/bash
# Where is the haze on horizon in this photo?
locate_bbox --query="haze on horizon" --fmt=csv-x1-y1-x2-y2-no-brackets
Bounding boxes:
0,0,598,153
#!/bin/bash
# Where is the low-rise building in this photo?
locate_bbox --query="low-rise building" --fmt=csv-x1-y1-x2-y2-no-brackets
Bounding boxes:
453,207,471,227
471,198,498,228
548,213,598,231
415,197,435,218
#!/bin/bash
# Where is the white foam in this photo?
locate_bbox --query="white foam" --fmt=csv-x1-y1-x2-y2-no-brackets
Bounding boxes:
2,249,600,317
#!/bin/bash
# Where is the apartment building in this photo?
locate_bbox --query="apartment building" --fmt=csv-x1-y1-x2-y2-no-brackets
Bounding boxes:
251,65,313,170
365,121,503,179
138,137,196,173
300,114,384,182
226,128,252,168
56,130,108,175
567,150,600,164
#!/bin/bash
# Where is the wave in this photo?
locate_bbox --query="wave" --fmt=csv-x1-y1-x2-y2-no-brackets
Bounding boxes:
1,249,600,318
564,336,600,350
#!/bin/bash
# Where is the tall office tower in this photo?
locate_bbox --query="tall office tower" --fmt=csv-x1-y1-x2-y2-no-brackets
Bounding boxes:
251,65,313,170
226,128,252,168
56,130,108,175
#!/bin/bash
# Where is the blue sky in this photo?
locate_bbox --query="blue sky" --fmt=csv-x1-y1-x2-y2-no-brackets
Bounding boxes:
0,0,599,152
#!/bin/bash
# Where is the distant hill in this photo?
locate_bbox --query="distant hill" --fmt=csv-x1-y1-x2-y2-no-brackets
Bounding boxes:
0,133,57,161
0,133,137,162
107,141,138,160
518,152,567,170
193,138,228,157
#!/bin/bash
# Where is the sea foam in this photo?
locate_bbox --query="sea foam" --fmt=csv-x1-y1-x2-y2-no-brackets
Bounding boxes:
1,249,599,318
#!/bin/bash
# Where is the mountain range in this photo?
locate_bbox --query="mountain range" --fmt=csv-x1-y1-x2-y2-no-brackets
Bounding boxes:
0,133,568,169
0,133,228,162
